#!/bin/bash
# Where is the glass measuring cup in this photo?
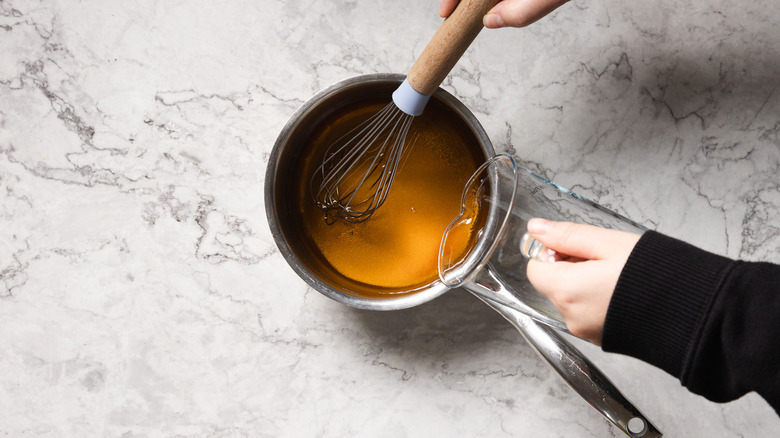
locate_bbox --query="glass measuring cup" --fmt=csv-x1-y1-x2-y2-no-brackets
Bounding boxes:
439,154,658,437
439,154,647,332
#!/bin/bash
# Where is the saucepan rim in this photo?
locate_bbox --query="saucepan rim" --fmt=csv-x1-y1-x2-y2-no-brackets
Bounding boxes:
264,73,495,310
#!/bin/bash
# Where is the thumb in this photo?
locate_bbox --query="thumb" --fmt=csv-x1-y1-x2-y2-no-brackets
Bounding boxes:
484,0,571,29
527,218,638,261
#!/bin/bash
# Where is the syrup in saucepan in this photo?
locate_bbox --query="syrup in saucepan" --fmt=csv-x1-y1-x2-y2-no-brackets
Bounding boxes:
287,97,487,298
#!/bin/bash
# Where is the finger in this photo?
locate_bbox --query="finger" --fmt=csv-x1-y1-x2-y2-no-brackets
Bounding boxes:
484,0,570,28
527,259,592,324
526,257,558,300
439,0,459,17
527,218,640,261
526,257,579,302
527,259,614,343
531,258,623,297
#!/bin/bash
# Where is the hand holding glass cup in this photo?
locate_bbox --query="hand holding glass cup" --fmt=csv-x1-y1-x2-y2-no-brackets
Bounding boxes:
438,154,657,437
439,153,647,332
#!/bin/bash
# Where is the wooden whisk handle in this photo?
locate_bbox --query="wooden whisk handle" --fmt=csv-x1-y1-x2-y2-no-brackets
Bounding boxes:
406,0,500,96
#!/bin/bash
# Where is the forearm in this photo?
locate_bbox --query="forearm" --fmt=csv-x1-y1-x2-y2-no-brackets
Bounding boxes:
602,231,780,413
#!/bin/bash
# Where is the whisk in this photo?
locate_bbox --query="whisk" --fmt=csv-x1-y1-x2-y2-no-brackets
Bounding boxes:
311,0,499,224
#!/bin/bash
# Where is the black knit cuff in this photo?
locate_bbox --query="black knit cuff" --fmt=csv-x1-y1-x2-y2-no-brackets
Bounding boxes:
602,231,734,378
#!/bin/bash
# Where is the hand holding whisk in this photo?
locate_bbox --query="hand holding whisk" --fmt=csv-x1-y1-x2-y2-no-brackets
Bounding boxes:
311,0,500,224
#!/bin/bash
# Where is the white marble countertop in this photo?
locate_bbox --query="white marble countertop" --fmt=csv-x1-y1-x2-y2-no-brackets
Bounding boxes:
2,0,779,436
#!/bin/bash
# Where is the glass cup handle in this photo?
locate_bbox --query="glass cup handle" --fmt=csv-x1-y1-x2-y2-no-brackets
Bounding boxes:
520,232,553,262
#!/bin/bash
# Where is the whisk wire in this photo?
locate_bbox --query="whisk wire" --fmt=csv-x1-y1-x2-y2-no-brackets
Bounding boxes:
336,106,408,219
311,102,415,223
314,103,395,196
319,104,397,208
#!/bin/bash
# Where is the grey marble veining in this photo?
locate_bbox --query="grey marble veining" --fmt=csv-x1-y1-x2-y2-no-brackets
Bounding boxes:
1,0,778,436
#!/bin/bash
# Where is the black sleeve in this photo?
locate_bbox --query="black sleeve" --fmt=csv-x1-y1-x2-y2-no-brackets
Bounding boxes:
601,230,780,414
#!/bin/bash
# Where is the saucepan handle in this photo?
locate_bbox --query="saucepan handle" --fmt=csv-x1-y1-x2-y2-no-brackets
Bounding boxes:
478,296,662,438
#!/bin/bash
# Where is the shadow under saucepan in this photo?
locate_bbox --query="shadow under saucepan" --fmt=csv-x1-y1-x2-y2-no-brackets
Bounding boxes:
343,287,540,365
